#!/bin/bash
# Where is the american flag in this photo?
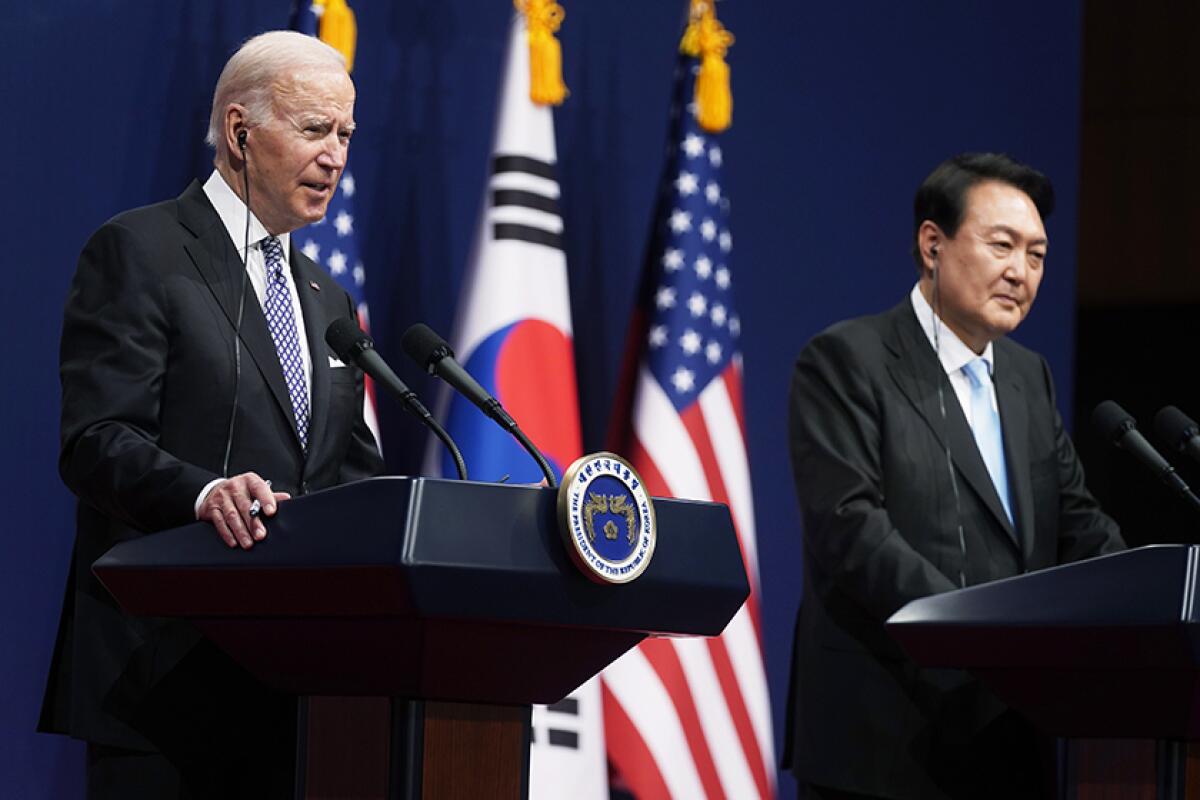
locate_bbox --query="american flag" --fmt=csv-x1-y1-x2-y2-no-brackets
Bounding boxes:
290,0,381,445
602,52,776,800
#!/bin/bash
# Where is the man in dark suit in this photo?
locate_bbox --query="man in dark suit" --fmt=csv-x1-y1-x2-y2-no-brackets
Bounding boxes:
39,30,383,798
784,153,1124,800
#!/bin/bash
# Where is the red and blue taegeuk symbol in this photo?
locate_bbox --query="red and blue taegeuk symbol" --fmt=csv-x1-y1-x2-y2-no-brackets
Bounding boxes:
442,319,581,483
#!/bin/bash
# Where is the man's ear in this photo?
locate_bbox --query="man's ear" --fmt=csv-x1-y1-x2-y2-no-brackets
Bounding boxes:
223,104,249,162
917,220,943,275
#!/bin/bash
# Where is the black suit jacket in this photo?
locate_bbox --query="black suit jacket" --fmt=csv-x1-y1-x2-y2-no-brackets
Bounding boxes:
39,181,384,751
783,299,1123,799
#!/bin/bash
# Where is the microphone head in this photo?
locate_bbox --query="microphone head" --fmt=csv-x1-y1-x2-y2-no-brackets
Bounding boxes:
401,323,455,370
325,317,373,363
1092,400,1137,445
1155,405,1200,452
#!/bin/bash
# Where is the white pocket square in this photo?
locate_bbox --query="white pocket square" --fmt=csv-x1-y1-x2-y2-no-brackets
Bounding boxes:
329,356,348,368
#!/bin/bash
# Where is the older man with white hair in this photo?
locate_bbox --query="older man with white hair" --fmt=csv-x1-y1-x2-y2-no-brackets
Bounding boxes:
39,30,383,798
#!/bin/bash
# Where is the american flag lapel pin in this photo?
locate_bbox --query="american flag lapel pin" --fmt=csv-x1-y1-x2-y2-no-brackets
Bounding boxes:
309,280,321,292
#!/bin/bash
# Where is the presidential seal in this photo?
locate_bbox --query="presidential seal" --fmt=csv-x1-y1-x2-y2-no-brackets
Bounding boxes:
557,452,657,584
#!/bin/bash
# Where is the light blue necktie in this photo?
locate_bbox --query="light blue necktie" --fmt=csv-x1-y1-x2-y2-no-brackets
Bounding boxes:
962,358,1012,526
261,236,310,449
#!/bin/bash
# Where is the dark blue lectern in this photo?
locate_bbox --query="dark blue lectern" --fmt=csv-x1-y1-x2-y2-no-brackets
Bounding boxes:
93,476,749,800
887,545,1200,800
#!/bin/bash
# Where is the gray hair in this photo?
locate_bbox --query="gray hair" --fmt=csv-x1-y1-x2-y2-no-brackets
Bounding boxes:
205,30,347,150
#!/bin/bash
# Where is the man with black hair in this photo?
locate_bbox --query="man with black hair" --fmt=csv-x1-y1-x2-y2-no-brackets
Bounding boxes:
783,153,1123,799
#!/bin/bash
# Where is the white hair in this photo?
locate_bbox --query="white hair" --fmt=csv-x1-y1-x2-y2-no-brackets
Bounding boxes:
205,30,347,150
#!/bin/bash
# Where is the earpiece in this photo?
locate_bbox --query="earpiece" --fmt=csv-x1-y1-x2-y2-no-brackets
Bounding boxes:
930,245,939,257
237,129,247,151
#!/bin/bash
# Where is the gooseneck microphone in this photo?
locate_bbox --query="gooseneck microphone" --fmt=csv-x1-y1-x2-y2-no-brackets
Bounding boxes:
400,323,559,488
1092,400,1200,513
1155,405,1200,466
325,318,468,481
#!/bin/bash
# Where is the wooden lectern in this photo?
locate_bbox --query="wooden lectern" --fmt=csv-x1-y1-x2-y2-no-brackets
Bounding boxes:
887,545,1200,800
93,476,749,799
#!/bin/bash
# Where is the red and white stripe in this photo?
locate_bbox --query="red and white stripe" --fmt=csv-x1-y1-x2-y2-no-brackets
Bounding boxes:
602,360,775,799
355,304,381,449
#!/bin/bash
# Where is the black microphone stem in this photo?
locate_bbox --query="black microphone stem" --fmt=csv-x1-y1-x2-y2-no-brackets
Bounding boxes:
361,350,469,482
512,422,558,489
326,318,469,481
1150,461,1200,514
426,415,468,482
478,397,557,488
1094,400,1200,518
402,323,559,488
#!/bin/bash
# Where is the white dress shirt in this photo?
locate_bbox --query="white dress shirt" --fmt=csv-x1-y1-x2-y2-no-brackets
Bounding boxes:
194,170,316,515
910,283,1000,430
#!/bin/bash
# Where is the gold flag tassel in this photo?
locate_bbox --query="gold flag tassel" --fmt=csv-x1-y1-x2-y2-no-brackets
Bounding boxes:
516,0,568,106
681,0,734,132
314,0,358,73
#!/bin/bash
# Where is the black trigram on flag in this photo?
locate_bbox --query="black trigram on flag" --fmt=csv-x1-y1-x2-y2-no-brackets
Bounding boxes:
531,696,580,749
489,154,563,251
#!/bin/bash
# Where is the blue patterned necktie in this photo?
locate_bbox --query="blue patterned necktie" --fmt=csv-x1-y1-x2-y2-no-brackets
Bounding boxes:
261,236,310,449
962,358,1012,526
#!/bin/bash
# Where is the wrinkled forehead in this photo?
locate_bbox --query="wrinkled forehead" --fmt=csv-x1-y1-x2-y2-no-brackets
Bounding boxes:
270,67,355,118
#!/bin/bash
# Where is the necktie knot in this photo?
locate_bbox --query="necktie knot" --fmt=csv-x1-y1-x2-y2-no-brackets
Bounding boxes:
962,357,990,388
262,236,285,278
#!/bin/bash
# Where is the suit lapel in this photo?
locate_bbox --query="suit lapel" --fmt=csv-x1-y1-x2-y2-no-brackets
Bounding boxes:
291,247,333,471
175,181,302,447
994,345,1035,560
883,302,1018,546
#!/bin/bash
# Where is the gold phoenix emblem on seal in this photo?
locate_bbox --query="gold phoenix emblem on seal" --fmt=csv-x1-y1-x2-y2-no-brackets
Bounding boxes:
582,492,637,544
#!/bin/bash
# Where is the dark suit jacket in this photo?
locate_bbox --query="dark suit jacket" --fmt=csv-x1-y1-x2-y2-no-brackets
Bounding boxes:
783,299,1123,799
39,180,384,752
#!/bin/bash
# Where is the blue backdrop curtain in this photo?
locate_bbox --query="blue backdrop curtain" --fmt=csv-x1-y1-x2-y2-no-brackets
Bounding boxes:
0,3,1083,798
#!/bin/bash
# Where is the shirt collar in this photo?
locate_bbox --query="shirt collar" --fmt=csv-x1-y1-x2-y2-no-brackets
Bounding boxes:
910,283,994,377
202,170,290,261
